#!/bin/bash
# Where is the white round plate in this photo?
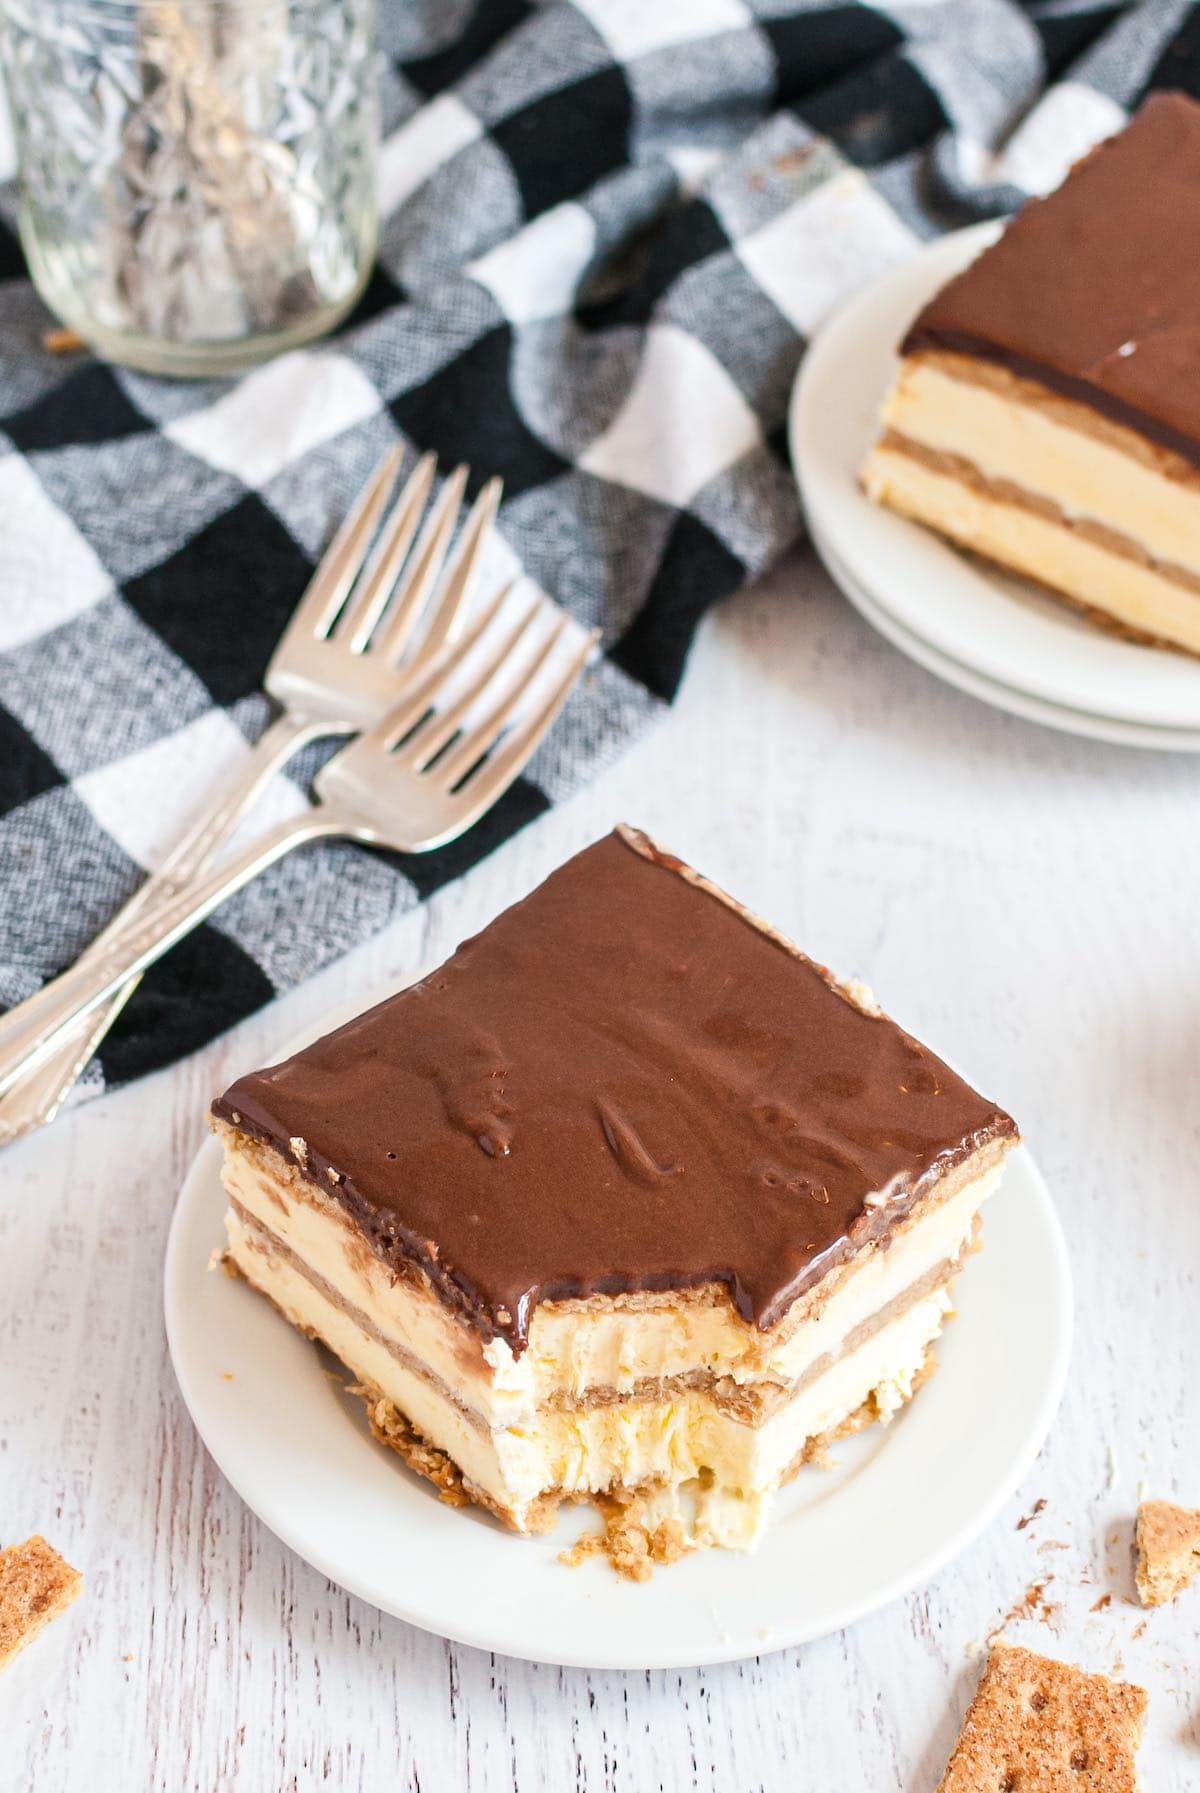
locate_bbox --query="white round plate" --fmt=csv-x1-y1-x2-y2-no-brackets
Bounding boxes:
813,520,1200,753
166,991,1071,1671
792,221,1200,736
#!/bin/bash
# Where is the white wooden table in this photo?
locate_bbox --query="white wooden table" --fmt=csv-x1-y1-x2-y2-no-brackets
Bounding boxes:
4,549,1198,1791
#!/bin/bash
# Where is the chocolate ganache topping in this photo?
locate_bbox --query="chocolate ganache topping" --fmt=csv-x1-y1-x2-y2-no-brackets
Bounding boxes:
903,92,1200,469
213,828,1016,1353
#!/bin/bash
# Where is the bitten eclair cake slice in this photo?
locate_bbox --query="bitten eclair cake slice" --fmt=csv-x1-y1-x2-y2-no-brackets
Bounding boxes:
212,827,1017,1555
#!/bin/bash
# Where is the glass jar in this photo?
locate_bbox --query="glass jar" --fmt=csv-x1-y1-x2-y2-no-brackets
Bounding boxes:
1,0,378,376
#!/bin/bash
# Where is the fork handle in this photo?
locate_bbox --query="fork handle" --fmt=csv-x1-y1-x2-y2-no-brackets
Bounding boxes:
0,810,348,1102
137,710,326,902
0,710,326,1072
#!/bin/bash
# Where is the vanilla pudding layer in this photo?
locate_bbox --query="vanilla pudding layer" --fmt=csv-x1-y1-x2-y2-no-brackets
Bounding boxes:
878,352,1200,578
216,1122,1004,1422
226,1199,956,1546
862,351,1200,653
861,445,1200,653
217,1122,1006,1548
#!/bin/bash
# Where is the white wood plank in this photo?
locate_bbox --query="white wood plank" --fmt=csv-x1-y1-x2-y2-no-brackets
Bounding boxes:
3,548,1197,1789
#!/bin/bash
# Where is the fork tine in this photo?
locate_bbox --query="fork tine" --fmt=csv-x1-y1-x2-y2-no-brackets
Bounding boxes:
433,612,570,789
394,594,545,771
447,630,597,818
365,464,468,662
276,443,404,650
388,476,503,672
374,579,519,749
334,451,437,652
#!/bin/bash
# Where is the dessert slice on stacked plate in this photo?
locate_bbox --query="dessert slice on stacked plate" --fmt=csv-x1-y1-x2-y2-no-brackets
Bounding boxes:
796,92,1200,751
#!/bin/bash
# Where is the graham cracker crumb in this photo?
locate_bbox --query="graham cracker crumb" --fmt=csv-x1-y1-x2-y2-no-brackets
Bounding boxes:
559,1490,694,1582
1091,1594,1112,1613
936,1642,1147,1791
358,1388,474,1511
965,1574,1065,1671
351,1383,559,1533
1017,1498,1047,1531
42,326,84,354
1135,1498,1200,1606
0,1537,82,1671
985,1579,1058,1647
558,1529,608,1570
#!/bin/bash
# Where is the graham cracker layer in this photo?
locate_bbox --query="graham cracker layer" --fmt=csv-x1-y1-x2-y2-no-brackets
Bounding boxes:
229,1199,493,1434
215,1117,1009,1365
907,349,1200,494
368,1348,940,1580
863,439,1200,658
559,1343,942,1580
783,1341,938,1480
877,427,1200,602
223,1233,950,1576
217,1111,1011,1377
227,1191,970,1427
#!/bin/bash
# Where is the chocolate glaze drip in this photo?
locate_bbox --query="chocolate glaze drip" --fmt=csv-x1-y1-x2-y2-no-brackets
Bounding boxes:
595,1099,684,1186
902,93,1200,469
213,829,1016,1354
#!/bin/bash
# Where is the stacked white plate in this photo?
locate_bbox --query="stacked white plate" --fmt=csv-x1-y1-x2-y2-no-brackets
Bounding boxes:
791,222,1200,752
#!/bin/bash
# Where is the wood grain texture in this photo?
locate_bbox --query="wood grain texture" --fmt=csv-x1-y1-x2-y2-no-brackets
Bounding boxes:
3,550,1197,1791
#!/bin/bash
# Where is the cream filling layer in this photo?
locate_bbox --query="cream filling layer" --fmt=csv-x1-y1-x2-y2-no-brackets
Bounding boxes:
225,1203,951,1547
861,446,1200,652
221,1143,999,1419
878,359,1200,581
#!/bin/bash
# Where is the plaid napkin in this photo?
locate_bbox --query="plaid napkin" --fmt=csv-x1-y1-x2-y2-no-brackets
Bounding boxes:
0,0,1194,1101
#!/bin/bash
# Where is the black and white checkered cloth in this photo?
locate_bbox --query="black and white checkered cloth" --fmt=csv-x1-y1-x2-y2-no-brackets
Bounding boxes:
1,0,1196,1101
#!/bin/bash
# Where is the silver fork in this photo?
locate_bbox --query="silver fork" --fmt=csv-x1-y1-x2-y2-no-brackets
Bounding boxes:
0,446,501,1139
0,594,595,1103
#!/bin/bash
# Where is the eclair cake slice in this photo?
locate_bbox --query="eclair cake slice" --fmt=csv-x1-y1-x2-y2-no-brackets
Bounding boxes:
211,827,1018,1557
863,92,1200,657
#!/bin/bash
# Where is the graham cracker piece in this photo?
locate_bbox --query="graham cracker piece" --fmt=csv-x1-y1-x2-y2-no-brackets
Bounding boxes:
936,1643,1146,1792
1135,1498,1200,1607
559,1488,694,1583
0,1536,82,1671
